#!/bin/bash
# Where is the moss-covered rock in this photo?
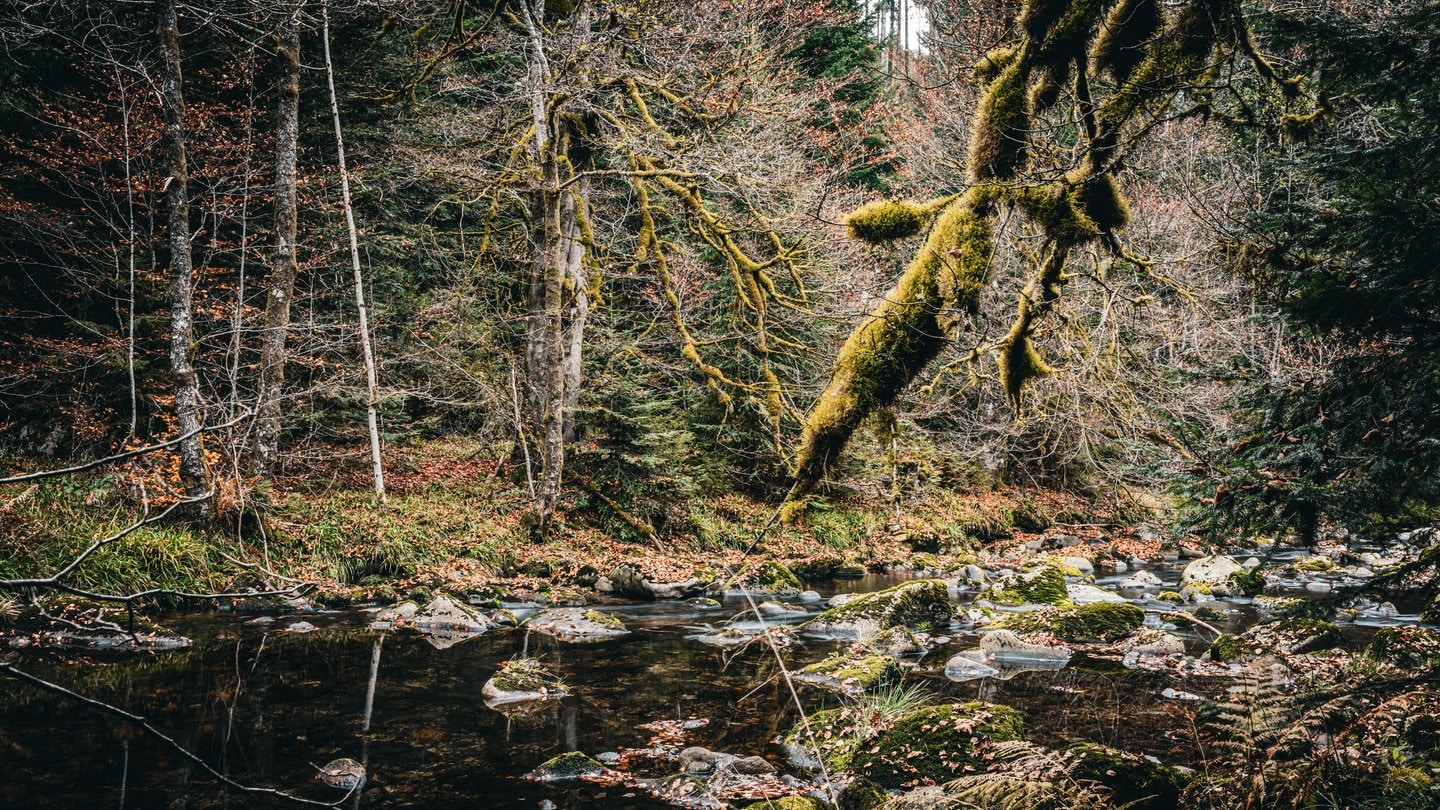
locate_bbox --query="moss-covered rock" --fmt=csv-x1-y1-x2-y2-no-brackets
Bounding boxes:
985,563,1069,606
483,657,568,707
526,607,630,643
781,706,870,772
1367,626,1440,670
1207,632,1251,662
850,701,1024,787
729,560,805,596
795,652,902,695
801,579,954,639
1156,591,1183,604
1247,617,1343,655
526,751,604,781
1066,743,1189,809
991,602,1144,642
837,777,888,810
743,797,834,810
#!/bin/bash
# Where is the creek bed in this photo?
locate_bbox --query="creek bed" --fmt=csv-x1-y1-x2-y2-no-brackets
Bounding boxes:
0,567,1424,808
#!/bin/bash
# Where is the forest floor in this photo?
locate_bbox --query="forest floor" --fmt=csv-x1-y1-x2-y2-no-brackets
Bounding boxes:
0,438,1165,611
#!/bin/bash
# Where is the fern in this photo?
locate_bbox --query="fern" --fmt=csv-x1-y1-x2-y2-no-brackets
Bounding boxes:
927,741,1112,810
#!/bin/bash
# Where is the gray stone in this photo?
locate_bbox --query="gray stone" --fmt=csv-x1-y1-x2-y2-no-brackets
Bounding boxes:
978,630,1073,665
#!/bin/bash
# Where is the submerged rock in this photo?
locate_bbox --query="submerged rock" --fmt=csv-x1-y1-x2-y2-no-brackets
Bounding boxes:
800,580,953,639
316,757,366,790
39,628,193,652
757,601,809,619
527,608,630,643
943,654,1000,682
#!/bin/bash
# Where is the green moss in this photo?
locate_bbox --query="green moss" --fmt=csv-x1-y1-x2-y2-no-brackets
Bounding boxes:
993,602,1144,642
1067,743,1189,809
845,200,929,244
969,61,1032,182
530,751,603,781
973,46,1018,86
849,701,1024,788
792,198,993,496
743,798,833,810
581,609,624,628
1292,556,1337,572
988,563,1069,606
1035,0,1109,69
731,560,804,594
1072,174,1130,232
1157,591,1183,604
1208,632,1249,662
836,777,888,810
799,653,902,693
1367,627,1440,670
782,706,869,771
1091,0,1161,82
1012,183,1102,245
1228,567,1266,596
809,579,954,632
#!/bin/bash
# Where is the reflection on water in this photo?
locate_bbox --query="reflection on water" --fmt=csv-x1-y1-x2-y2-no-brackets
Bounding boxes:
0,570,1388,809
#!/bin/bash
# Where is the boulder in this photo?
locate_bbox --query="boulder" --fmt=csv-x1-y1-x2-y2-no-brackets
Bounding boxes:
527,608,630,643
526,751,605,782
728,561,805,596
1180,555,1243,589
943,654,1000,682
977,629,1073,665
793,652,901,695
1066,583,1127,604
608,562,651,598
410,595,495,649
991,602,1144,642
1367,626,1440,669
984,564,1069,606
1066,743,1189,809
800,580,953,639
1061,555,1095,576
849,702,1024,788
482,657,569,707
1119,570,1164,588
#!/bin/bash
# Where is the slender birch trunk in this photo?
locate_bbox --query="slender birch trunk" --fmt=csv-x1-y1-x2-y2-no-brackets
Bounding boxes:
322,0,386,505
251,3,302,482
156,0,212,519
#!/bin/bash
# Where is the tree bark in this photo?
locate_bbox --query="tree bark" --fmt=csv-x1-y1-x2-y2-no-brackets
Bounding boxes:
156,0,212,520
250,2,302,482
323,0,387,505
560,179,588,444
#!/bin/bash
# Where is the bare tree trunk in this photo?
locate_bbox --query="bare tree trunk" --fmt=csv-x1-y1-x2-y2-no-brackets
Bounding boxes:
156,0,212,520
322,0,386,505
117,66,138,439
250,2,302,483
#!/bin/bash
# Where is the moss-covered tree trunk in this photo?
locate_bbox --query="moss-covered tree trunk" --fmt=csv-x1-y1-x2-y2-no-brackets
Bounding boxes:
786,0,1306,512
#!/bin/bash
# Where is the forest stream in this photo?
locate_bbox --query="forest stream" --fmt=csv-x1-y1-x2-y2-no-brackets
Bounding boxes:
0,558,1427,810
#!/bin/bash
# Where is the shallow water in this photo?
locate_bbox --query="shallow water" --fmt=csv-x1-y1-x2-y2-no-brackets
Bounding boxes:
0,568,1415,809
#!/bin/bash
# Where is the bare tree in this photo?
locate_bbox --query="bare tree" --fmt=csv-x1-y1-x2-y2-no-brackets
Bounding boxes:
251,0,305,484
156,0,213,519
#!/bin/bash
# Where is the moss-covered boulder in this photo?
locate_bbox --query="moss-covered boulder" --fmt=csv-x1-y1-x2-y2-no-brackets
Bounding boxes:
991,602,1145,642
526,608,630,643
836,777,888,810
794,652,902,695
801,580,954,639
482,657,569,707
1066,743,1189,809
1246,617,1344,655
729,560,806,596
985,564,1069,606
849,701,1024,788
525,751,605,781
780,706,870,771
1368,626,1440,670
743,797,834,810
1179,555,1243,594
